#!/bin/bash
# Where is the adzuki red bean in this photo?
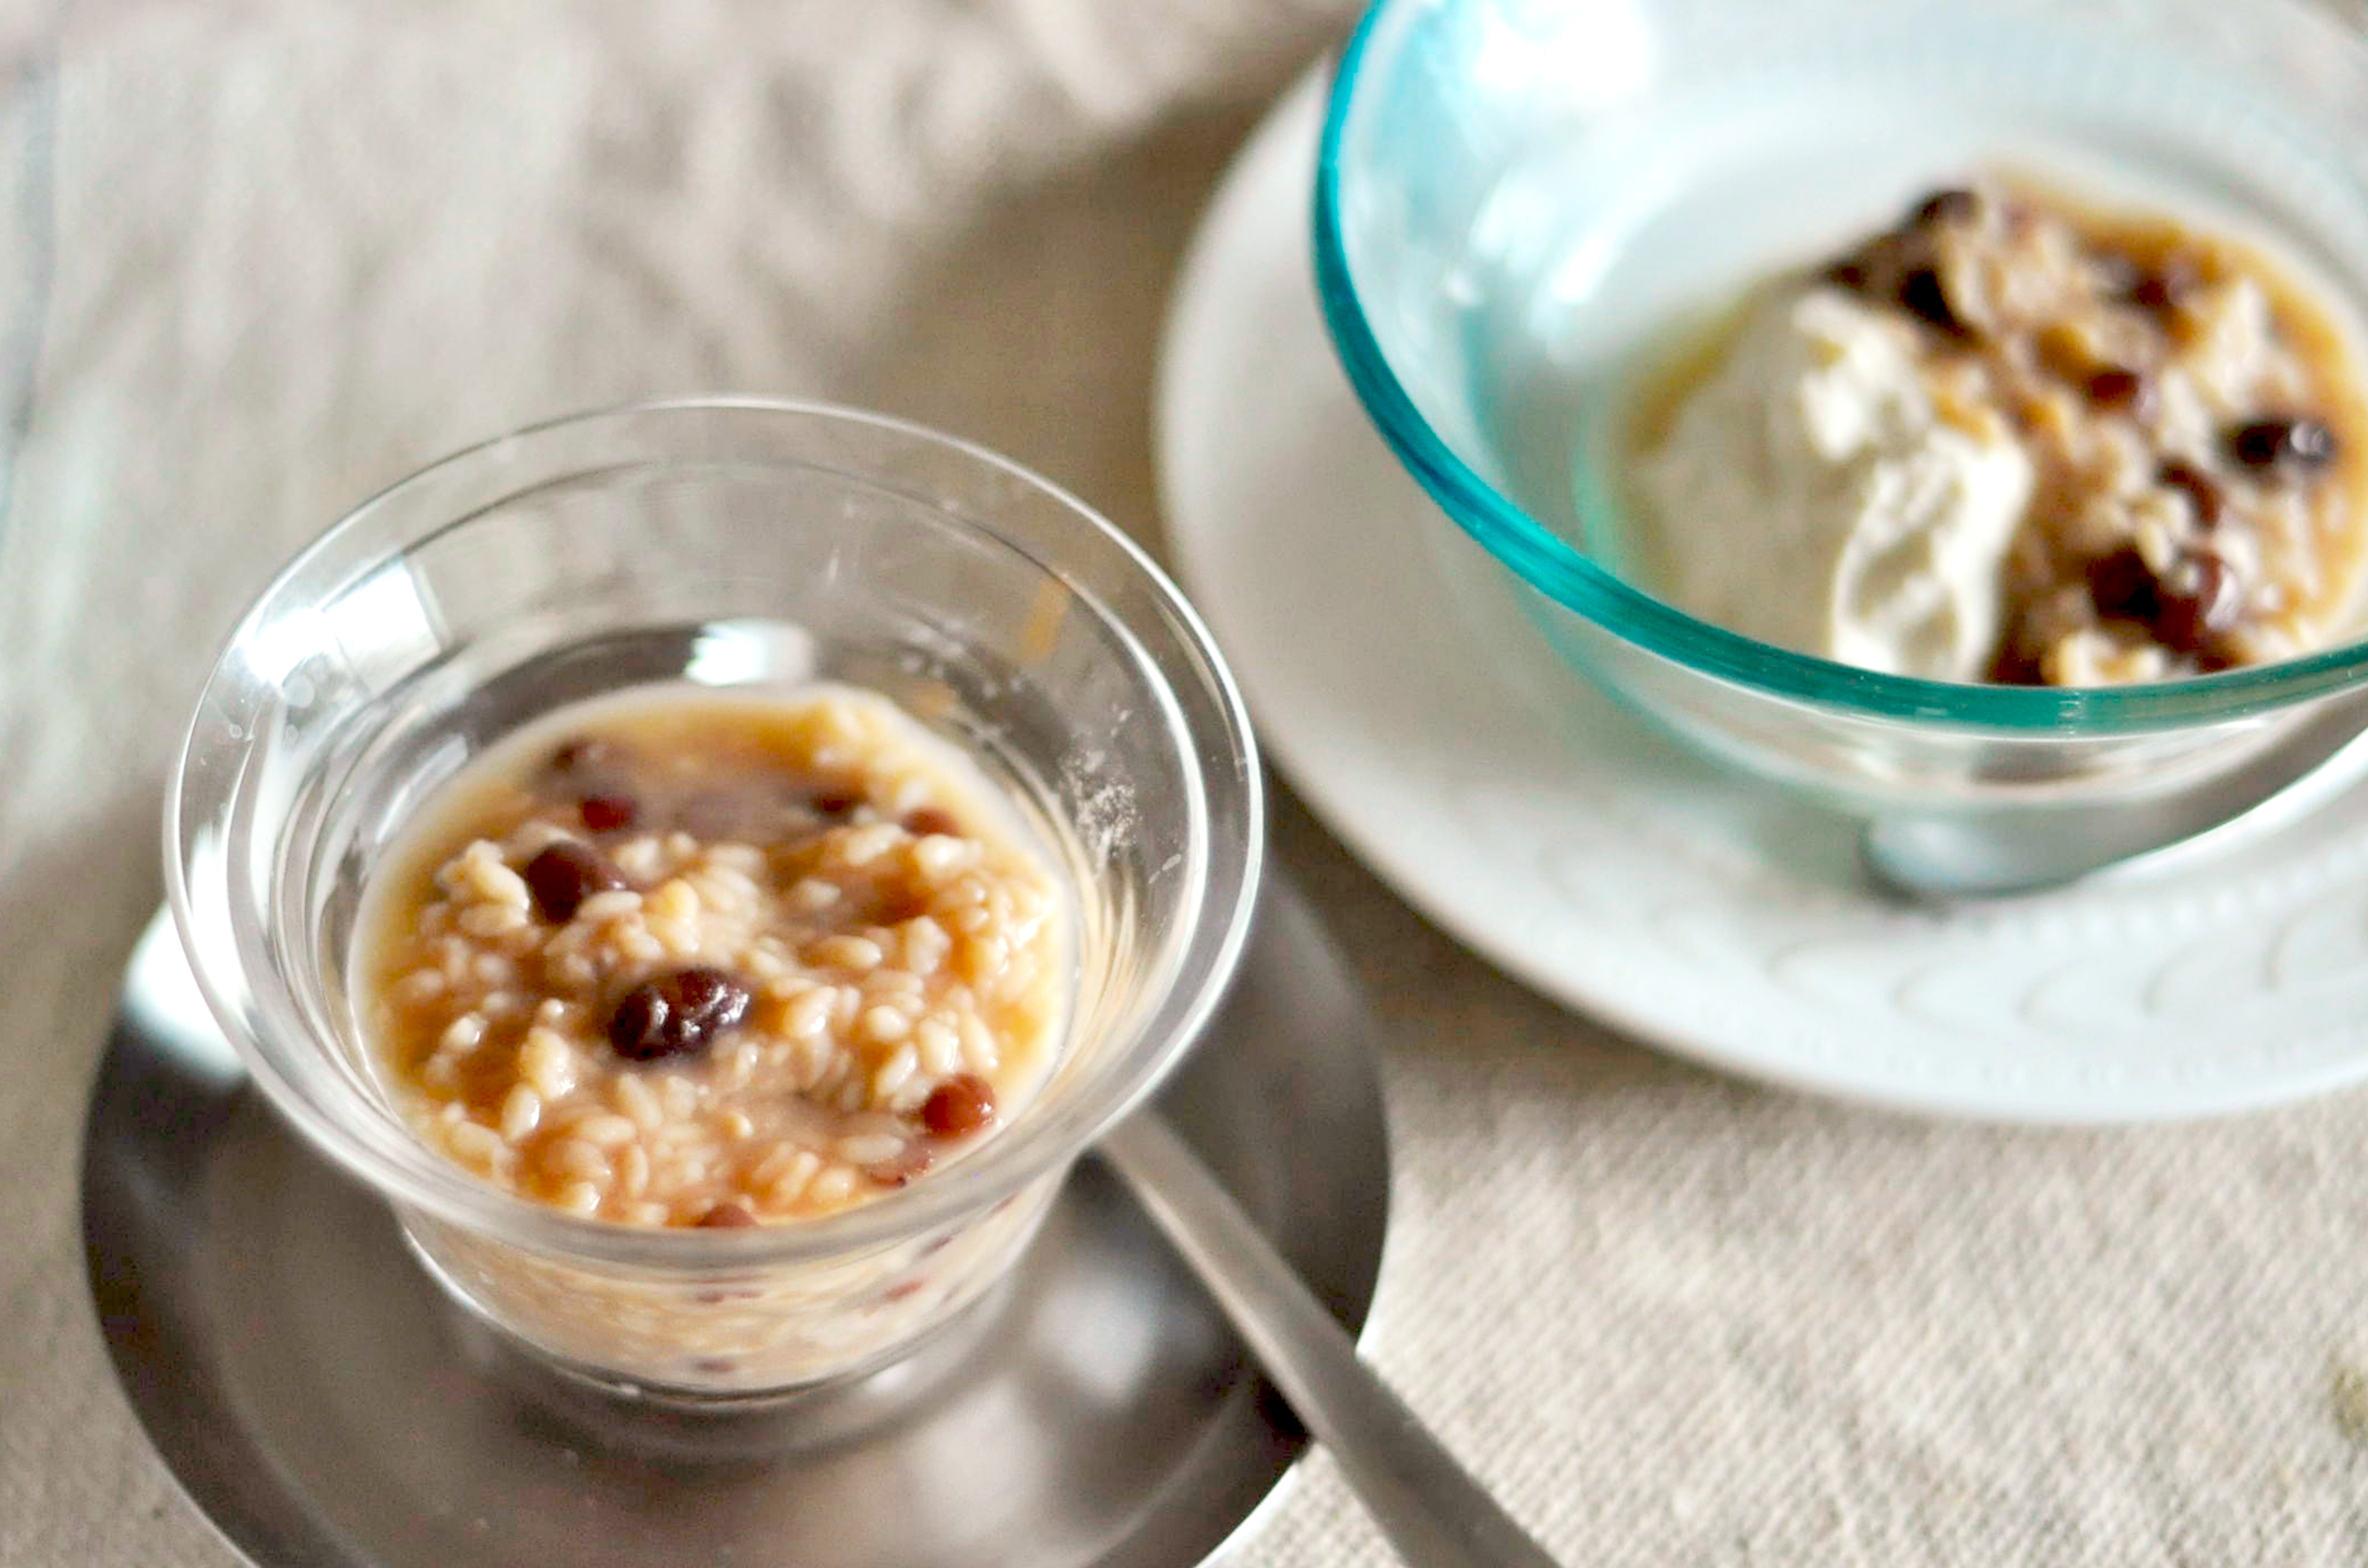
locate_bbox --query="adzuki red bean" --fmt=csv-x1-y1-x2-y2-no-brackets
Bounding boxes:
523,841,629,923
2228,417,2338,473
696,1201,758,1228
903,807,962,838
920,1074,997,1138
578,793,641,832
608,968,752,1061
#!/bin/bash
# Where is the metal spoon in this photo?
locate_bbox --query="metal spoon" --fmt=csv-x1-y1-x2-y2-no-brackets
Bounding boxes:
1861,686,2368,900
1097,1113,1562,1568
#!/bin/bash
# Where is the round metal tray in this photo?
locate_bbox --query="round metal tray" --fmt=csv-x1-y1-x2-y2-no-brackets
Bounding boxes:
82,874,1389,1568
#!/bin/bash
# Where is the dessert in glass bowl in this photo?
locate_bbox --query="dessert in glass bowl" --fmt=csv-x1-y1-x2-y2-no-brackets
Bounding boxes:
170,401,1261,1396
1629,179,2368,687
1317,0,2368,816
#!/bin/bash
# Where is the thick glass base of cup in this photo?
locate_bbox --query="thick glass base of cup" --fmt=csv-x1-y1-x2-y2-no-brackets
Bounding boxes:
394,1168,1064,1400
433,1263,1019,1463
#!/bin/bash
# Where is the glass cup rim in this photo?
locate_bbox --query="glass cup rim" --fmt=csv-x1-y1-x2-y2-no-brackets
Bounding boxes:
1313,0,2368,735
166,395,1266,1270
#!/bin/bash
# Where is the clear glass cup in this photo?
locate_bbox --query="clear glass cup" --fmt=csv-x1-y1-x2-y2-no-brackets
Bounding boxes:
168,399,1263,1398
1317,0,2368,825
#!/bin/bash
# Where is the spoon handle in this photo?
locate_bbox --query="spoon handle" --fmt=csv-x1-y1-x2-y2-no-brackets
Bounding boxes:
1097,1114,1562,1568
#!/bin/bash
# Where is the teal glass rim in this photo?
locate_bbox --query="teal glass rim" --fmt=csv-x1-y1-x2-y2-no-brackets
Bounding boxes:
1310,0,2368,734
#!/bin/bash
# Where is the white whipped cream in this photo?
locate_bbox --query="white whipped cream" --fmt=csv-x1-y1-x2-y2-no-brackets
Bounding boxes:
1635,287,2034,681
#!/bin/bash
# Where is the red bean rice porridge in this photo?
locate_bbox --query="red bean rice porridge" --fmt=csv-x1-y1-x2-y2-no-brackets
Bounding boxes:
357,685,1070,1229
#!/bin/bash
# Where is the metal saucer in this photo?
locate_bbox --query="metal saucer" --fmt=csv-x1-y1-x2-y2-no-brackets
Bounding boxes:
82,875,1389,1568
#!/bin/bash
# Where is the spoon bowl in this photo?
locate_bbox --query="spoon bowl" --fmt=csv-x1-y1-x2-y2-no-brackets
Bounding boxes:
1862,687,2368,900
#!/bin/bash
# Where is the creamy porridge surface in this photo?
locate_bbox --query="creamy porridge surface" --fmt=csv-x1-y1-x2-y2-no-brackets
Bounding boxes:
1632,178,2368,685
357,685,1069,1228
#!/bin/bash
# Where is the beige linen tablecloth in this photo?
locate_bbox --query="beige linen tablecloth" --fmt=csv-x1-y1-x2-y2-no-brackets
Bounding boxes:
8,2,2368,1563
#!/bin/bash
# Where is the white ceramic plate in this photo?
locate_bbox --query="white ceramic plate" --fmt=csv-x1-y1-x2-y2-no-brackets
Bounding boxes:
1155,72,2368,1123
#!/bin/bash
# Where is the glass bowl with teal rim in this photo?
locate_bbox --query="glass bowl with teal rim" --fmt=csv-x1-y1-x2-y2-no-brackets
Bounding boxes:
1313,0,2368,830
